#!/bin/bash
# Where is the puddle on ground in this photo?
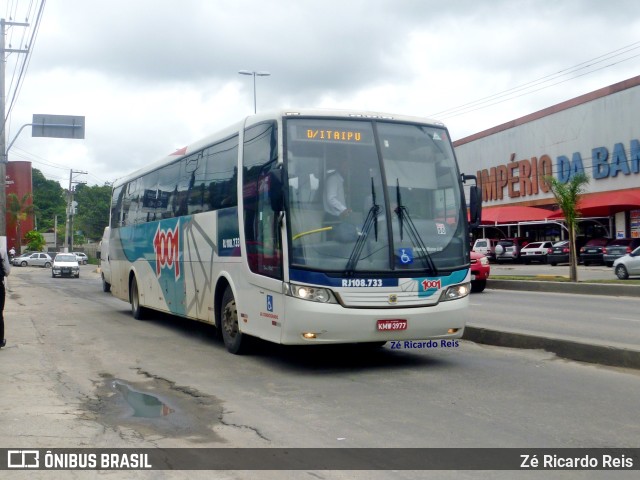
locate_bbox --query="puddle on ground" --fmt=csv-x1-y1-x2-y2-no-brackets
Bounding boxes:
82,372,225,443
111,380,175,418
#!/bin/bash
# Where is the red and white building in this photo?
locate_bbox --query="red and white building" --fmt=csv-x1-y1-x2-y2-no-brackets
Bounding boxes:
5,161,35,251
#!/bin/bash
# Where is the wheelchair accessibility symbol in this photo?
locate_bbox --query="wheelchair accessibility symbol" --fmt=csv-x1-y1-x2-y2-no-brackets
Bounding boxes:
266,295,274,312
398,248,414,265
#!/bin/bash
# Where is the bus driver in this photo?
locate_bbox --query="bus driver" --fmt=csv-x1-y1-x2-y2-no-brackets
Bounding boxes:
323,157,358,242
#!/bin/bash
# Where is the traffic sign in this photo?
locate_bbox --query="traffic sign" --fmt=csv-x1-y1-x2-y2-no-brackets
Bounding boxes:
31,114,85,139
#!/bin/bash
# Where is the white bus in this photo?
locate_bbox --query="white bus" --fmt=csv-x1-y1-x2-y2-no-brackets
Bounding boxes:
107,109,481,354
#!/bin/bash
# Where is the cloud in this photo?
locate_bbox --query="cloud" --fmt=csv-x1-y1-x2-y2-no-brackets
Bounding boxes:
5,0,640,185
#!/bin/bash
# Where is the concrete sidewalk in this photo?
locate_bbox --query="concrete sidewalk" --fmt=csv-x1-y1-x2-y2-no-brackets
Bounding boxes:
463,279,640,370
486,278,640,297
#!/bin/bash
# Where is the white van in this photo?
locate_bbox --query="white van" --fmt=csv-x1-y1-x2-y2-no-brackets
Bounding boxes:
99,227,112,292
472,238,498,258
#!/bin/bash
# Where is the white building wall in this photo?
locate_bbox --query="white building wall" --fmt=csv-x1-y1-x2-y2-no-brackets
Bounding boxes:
454,78,640,208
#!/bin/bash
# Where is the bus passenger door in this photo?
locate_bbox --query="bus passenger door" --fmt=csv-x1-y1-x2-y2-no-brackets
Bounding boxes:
241,122,285,343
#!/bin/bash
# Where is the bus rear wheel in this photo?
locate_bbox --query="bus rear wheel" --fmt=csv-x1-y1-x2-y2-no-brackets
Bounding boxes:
130,276,146,320
220,287,248,354
102,273,111,292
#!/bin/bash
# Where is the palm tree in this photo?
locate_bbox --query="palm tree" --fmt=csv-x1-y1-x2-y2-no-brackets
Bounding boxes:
544,173,589,282
6,192,34,253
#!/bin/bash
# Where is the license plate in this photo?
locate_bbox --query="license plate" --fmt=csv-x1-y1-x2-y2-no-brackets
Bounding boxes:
588,249,597,253
377,319,408,331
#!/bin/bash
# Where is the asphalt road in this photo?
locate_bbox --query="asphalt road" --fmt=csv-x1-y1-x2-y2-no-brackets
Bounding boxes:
1,266,639,479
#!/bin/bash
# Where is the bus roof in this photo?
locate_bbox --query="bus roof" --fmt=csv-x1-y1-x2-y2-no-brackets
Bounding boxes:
112,108,447,188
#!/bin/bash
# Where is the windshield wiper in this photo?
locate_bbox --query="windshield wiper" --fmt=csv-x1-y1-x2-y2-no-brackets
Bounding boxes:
395,179,438,275
345,178,380,275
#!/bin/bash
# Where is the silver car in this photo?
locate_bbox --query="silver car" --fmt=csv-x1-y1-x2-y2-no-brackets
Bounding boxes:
13,252,53,267
73,252,89,265
613,246,640,279
52,253,80,278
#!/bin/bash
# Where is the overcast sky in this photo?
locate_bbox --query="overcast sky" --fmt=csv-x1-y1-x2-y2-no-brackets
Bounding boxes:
3,0,640,187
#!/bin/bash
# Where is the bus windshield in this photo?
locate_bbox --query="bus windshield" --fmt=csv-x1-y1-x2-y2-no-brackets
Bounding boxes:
286,118,466,274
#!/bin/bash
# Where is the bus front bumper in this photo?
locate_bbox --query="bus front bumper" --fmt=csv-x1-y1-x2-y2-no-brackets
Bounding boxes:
280,295,469,345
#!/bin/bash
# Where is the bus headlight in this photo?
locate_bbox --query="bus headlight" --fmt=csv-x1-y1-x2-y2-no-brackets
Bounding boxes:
285,283,337,304
439,283,471,302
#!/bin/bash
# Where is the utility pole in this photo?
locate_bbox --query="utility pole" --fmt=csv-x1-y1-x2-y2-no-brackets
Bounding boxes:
64,169,87,252
0,18,30,238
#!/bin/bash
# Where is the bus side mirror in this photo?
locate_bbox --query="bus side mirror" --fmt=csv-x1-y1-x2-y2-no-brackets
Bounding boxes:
462,174,482,229
469,185,482,228
269,168,284,212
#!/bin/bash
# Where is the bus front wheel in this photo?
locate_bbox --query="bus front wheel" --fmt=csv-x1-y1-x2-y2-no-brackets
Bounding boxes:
220,287,247,354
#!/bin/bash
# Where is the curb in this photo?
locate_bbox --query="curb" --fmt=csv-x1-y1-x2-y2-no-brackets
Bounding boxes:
463,326,640,370
487,279,640,297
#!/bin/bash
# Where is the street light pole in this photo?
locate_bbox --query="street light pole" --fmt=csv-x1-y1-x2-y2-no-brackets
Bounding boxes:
1,18,29,238
238,70,270,114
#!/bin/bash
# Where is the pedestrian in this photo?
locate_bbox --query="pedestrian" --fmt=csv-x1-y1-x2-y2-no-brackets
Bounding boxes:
0,246,10,349
9,246,15,259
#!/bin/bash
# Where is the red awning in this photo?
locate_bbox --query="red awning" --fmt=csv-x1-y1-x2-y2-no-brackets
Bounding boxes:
480,206,553,224
549,189,640,218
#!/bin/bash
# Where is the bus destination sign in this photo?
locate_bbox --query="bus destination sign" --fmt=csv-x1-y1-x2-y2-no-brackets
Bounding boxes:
299,128,370,143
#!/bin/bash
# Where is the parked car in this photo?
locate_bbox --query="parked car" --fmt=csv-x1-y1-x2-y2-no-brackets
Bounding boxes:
612,245,640,279
12,252,52,268
602,238,640,267
470,251,490,293
519,241,554,264
547,240,570,266
472,238,499,259
11,252,31,266
73,252,89,265
493,237,531,263
546,237,589,266
51,253,80,278
579,238,610,266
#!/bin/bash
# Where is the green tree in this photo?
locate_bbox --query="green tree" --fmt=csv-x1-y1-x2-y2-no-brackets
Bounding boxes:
544,172,590,282
73,183,112,242
6,192,34,252
32,168,66,233
24,230,46,252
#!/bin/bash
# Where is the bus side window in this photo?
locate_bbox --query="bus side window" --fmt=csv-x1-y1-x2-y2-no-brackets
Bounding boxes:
111,185,125,228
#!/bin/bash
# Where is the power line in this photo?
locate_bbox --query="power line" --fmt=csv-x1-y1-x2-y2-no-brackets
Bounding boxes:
4,0,45,124
9,146,107,186
429,40,640,120
10,144,70,170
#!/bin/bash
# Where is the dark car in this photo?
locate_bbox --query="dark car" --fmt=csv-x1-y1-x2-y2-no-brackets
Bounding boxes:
493,237,531,263
602,238,640,267
579,238,610,266
547,237,588,266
